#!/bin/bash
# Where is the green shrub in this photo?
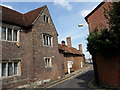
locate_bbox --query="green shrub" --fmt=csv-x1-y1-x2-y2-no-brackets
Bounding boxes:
87,2,120,58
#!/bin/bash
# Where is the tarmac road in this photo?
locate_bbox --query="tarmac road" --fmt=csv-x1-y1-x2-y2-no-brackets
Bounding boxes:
48,65,95,89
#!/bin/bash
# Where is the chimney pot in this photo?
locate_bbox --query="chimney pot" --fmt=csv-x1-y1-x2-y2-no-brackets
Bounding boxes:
61,41,65,46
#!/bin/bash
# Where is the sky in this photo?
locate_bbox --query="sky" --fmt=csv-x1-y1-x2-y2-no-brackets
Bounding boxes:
1,1,103,59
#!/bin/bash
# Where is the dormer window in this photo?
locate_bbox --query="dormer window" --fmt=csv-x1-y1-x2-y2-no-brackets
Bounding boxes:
43,15,50,23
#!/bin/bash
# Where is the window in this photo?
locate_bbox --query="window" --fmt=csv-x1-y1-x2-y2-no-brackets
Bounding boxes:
13,30,17,41
44,15,46,22
7,28,12,41
42,34,53,46
1,27,6,40
1,27,19,42
14,62,18,75
43,15,50,23
1,61,21,77
44,57,52,68
2,63,6,76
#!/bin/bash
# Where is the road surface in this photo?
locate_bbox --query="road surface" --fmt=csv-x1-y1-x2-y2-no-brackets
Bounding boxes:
49,65,95,88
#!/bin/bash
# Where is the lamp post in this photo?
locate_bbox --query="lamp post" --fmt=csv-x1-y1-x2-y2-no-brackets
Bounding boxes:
78,24,83,27
78,24,86,67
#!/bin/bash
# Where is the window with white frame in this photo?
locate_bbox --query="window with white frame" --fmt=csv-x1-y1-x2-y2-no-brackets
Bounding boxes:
1,61,21,77
43,15,50,23
1,27,19,42
44,57,52,68
42,34,53,46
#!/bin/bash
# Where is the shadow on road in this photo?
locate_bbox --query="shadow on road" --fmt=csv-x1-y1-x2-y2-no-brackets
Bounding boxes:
76,70,95,88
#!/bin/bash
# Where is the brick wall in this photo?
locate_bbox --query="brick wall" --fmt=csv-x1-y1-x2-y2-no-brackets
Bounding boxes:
32,7,64,81
1,23,34,88
1,6,64,88
63,54,84,73
86,2,120,88
87,2,110,32
95,52,120,88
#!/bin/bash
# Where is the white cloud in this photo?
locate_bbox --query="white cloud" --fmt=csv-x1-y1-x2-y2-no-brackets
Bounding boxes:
80,5,97,17
72,32,86,40
80,10,91,17
54,0,72,10
1,4,13,9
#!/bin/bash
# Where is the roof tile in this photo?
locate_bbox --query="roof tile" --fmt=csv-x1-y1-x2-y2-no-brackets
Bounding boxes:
58,44,82,55
1,5,46,27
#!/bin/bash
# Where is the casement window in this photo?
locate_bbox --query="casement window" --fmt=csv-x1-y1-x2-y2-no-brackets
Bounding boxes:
42,34,53,47
1,27,19,42
43,15,50,23
1,27,6,40
44,57,52,68
0,61,21,77
7,28,12,41
13,30,18,41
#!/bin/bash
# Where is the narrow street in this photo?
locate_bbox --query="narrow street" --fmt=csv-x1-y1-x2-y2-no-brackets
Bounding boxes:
48,65,95,88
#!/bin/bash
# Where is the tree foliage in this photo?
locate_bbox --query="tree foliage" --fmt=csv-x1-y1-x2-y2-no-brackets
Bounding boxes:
87,2,120,58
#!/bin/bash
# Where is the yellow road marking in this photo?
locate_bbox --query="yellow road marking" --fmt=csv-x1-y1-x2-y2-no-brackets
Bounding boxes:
47,67,90,88
88,78,96,88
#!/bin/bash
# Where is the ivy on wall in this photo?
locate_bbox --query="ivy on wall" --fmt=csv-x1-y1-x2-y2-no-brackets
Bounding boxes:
87,2,120,58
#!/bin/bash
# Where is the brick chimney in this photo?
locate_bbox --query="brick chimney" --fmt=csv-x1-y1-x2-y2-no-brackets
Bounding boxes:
66,37,72,47
61,41,65,46
78,44,83,53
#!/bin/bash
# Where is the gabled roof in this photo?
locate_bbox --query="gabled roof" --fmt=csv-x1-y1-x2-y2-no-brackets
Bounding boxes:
85,2,105,22
1,5,46,27
58,44,82,55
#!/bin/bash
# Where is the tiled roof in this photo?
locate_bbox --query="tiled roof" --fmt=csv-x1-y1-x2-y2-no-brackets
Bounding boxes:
1,5,46,27
58,44,82,55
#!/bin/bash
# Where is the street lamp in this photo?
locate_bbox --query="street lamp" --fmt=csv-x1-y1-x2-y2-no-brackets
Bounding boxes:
78,24,85,67
78,24,83,27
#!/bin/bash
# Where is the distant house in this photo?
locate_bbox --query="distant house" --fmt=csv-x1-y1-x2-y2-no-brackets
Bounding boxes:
0,5,64,88
58,37,85,74
85,1,120,88
85,58,93,64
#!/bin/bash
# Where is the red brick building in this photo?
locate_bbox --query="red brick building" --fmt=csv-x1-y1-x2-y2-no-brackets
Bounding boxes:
59,37,85,74
85,1,120,88
0,5,64,88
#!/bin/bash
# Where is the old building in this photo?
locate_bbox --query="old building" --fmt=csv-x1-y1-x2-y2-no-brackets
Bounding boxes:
0,5,64,88
59,37,85,74
85,1,120,88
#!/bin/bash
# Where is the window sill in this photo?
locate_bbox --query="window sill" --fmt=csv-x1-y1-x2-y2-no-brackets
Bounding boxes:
0,40,19,43
0,74,21,79
45,66,52,68
43,45,53,47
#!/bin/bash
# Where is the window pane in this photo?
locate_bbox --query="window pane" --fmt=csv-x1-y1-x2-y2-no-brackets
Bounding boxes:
45,58,47,67
48,59,50,67
1,27,6,40
8,63,13,76
43,35,46,45
13,30,17,41
46,36,49,45
49,37,51,46
2,63,6,76
44,15,46,21
7,28,12,41
14,62,18,75
46,17,48,23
